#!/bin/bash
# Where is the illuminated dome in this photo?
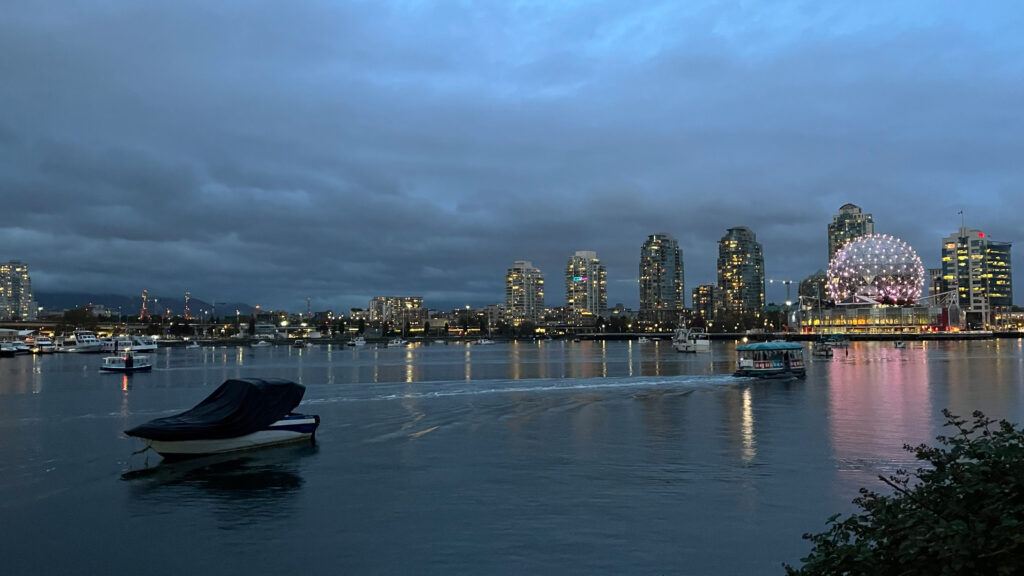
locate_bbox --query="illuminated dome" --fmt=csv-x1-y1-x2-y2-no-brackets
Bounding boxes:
826,234,924,304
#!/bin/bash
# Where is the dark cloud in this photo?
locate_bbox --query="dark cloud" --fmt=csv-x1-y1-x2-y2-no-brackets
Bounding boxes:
2,1,1022,311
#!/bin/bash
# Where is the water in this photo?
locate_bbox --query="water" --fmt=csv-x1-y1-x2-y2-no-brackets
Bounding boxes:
1,339,1022,575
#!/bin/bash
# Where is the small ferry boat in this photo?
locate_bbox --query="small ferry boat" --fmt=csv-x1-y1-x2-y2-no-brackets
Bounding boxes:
125,378,320,459
734,341,806,378
100,350,152,372
672,327,711,353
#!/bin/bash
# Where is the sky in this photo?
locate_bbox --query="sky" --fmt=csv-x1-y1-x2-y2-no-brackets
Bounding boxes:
2,1,1023,312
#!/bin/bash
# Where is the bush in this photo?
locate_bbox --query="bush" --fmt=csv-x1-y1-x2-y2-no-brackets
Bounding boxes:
785,410,1024,575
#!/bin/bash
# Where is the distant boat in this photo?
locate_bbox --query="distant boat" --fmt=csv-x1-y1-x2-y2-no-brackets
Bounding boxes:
387,338,408,348
101,336,135,354
347,336,366,347
100,350,152,373
251,340,272,348
475,338,495,345
637,336,651,343
672,328,711,353
130,335,159,352
894,340,907,349
811,340,834,357
185,341,201,350
30,336,56,354
125,378,319,459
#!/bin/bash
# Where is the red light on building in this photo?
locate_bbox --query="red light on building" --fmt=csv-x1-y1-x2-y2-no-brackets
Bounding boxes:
978,232,985,237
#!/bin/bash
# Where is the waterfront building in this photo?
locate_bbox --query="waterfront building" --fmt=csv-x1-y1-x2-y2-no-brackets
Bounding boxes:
716,227,765,316
565,250,607,326
691,284,717,322
506,260,544,326
941,227,1013,328
828,203,875,261
638,233,684,326
369,296,427,330
798,271,828,304
0,260,37,321
927,268,945,300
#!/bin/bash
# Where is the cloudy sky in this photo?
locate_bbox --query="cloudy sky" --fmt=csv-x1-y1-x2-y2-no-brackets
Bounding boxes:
2,1,1022,312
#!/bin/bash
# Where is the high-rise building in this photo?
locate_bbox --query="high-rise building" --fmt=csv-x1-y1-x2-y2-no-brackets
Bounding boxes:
638,233,684,325
941,227,1012,327
565,251,607,325
0,260,37,321
691,284,718,322
717,227,765,316
828,204,875,261
506,260,544,326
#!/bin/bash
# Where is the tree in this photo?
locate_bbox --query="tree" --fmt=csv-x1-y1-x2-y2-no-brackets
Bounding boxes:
785,410,1024,576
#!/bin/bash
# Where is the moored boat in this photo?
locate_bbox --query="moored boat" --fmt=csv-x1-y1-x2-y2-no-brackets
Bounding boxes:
734,341,806,378
811,340,834,357
672,327,711,353
386,337,408,347
130,335,159,352
100,350,152,372
347,336,366,347
58,330,104,353
251,339,272,348
30,336,57,354
125,378,320,459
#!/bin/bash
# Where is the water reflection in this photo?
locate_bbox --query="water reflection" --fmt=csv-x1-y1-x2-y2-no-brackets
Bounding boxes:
827,343,933,483
124,443,316,527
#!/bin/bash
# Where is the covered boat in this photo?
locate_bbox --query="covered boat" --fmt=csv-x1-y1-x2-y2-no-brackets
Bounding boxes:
734,341,806,378
125,378,320,459
100,350,152,372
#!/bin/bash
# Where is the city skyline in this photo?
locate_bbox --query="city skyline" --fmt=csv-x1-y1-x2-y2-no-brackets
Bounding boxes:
2,2,1022,312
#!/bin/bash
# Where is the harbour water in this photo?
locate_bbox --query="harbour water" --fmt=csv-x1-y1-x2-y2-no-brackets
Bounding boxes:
1,339,1022,574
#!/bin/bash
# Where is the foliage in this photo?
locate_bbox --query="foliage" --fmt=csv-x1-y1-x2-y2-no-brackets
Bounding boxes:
785,410,1024,575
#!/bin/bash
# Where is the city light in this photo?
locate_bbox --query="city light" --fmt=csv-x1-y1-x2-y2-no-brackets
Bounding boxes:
826,233,925,304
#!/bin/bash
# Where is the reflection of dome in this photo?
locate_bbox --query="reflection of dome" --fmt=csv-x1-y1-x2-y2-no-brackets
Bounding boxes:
827,234,924,304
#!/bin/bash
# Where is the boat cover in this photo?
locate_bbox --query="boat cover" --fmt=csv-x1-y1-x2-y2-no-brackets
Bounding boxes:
125,378,306,441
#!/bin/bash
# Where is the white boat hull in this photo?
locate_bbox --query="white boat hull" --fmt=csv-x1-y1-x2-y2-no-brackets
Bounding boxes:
144,416,319,458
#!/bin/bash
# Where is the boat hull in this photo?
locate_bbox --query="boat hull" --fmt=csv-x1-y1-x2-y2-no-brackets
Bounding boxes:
143,415,320,459
734,368,806,379
100,364,153,372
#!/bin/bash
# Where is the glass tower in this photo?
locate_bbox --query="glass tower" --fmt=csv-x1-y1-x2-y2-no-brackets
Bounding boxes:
638,233,684,326
717,227,765,315
506,260,544,326
941,227,1012,327
565,251,607,325
828,204,875,262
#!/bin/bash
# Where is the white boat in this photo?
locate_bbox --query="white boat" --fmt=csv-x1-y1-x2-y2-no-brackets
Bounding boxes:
811,340,834,357
637,336,651,343
12,341,31,355
101,336,135,353
130,335,159,352
251,340,272,348
185,341,201,349
0,342,16,357
292,339,312,348
672,327,711,353
387,337,408,347
100,350,152,372
347,336,366,347
894,340,907,349
734,341,806,378
125,378,320,459
58,330,104,353
433,339,446,344
30,336,57,354
475,338,496,345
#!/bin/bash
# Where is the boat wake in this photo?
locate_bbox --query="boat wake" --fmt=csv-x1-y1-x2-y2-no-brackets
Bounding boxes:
304,374,740,405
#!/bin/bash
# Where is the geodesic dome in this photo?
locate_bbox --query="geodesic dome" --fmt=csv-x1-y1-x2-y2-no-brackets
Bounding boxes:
826,234,924,304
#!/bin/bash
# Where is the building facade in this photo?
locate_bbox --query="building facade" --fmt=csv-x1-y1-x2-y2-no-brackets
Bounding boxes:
506,260,544,326
828,203,875,262
691,284,718,322
717,227,765,316
0,260,37,321
941,227,1013,328
638,233,684,326
368,296,427,329
565,250,607,325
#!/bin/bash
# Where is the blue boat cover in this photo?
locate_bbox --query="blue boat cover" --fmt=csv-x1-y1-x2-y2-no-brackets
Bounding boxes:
736,341,804,351
125,378,306,441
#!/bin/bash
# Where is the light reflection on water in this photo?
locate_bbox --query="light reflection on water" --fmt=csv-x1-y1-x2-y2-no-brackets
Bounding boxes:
1,339,1023,574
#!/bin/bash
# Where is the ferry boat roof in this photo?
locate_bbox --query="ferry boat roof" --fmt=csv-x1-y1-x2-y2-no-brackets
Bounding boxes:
736,341,804,351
